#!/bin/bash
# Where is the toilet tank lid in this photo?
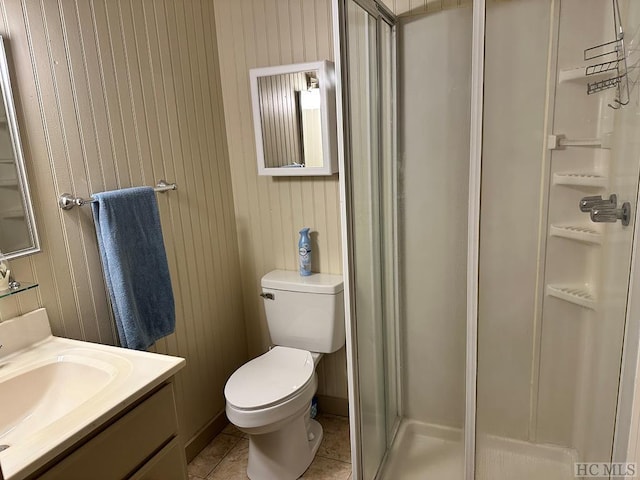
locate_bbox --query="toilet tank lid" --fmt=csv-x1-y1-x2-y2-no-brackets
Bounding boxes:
261,270,343,294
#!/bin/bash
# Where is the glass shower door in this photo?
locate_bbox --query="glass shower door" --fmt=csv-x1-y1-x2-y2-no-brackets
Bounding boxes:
347,2,385,477
475,1,640,478
345,1,473,478
343,0,397,478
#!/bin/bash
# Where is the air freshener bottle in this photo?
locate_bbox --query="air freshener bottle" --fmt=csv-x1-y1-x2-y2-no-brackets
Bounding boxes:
0,251,9,291
298,228,312,276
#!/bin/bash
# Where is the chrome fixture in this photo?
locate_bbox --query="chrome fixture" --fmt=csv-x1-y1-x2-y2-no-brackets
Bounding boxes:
579,194,617,212
592,202,631,226
59,180,177,210
8,272,20,290
580,194,631,226
584,0,629,109
260,292,275,300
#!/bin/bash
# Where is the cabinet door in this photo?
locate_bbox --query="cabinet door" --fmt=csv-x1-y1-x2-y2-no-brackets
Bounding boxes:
38,384,178,480
130,438,188,480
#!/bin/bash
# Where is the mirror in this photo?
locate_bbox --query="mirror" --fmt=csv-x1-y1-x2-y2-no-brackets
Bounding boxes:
250,61,337,176
0,36,39,260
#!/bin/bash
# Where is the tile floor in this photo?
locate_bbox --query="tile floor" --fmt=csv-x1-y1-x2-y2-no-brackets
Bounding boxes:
188,413,352,480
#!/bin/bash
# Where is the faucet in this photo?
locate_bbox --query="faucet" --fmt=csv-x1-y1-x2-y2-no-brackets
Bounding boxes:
7,272,19,290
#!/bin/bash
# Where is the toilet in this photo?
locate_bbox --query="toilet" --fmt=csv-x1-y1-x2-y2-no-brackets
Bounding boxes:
224,270,345,480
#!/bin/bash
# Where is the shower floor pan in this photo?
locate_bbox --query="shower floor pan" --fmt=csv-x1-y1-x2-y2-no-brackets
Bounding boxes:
378,419,577,480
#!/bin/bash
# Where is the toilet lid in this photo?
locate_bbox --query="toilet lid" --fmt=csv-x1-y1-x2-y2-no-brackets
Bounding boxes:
225,346,315,410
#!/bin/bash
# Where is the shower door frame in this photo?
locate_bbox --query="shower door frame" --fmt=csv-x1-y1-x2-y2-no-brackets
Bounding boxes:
332,0,399,479
612,121,640,464
615,174,640,467
465,0,485,478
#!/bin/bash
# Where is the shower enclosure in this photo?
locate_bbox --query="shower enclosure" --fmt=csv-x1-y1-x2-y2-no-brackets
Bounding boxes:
334,0,640,478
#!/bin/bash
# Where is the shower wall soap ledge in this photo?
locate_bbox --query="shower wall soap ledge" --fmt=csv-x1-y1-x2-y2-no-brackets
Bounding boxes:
553,173,607,188
546,284,596,310
550,224,602,245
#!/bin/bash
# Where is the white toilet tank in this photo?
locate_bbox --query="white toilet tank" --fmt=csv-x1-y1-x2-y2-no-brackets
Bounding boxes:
261,270,345,353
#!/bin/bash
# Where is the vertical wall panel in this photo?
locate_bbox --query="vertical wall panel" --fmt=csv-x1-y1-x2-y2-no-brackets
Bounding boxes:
477,0,551,442
214,0,347,401
399,7,471,427
0,0,246,449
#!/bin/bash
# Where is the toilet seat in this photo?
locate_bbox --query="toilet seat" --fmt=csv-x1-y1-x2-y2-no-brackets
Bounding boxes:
225,346,315,411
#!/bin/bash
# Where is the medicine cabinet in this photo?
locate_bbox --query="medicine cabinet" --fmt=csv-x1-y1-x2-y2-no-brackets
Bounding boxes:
249,60,338,176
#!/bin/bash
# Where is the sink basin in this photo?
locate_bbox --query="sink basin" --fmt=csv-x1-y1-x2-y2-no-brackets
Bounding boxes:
0,309,185,479
0,350,125,444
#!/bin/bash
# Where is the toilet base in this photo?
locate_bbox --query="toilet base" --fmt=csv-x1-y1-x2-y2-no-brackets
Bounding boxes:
247,417,323,480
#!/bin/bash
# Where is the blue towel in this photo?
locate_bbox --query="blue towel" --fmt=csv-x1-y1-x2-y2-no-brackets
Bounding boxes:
91,187,175,350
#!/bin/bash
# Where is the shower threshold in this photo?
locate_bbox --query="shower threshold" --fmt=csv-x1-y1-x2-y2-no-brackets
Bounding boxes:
378,419,577,480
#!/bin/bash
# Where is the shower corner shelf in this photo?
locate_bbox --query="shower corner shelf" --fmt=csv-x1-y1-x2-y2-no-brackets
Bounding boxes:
546,284,596,310
553,173,608,188
558,66,612,84
583,0,629,109
550,224,602,244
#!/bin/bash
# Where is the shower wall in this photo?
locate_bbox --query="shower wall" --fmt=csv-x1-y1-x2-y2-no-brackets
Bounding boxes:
478,0,551,441
399,5,472,427
399,0,613,449
535,0,640,461
379,0,640,476
398,0,550,433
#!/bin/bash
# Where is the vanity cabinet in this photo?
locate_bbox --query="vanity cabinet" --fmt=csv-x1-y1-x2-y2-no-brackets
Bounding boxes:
33,382,187,480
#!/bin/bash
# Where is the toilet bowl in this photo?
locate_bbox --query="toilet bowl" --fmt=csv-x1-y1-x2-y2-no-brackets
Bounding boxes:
225,347,323,479
223,270,344,480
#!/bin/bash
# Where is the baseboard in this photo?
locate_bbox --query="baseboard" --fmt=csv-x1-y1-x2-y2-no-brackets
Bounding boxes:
185,409,229,462
185,397,347,461
317,394,349,417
